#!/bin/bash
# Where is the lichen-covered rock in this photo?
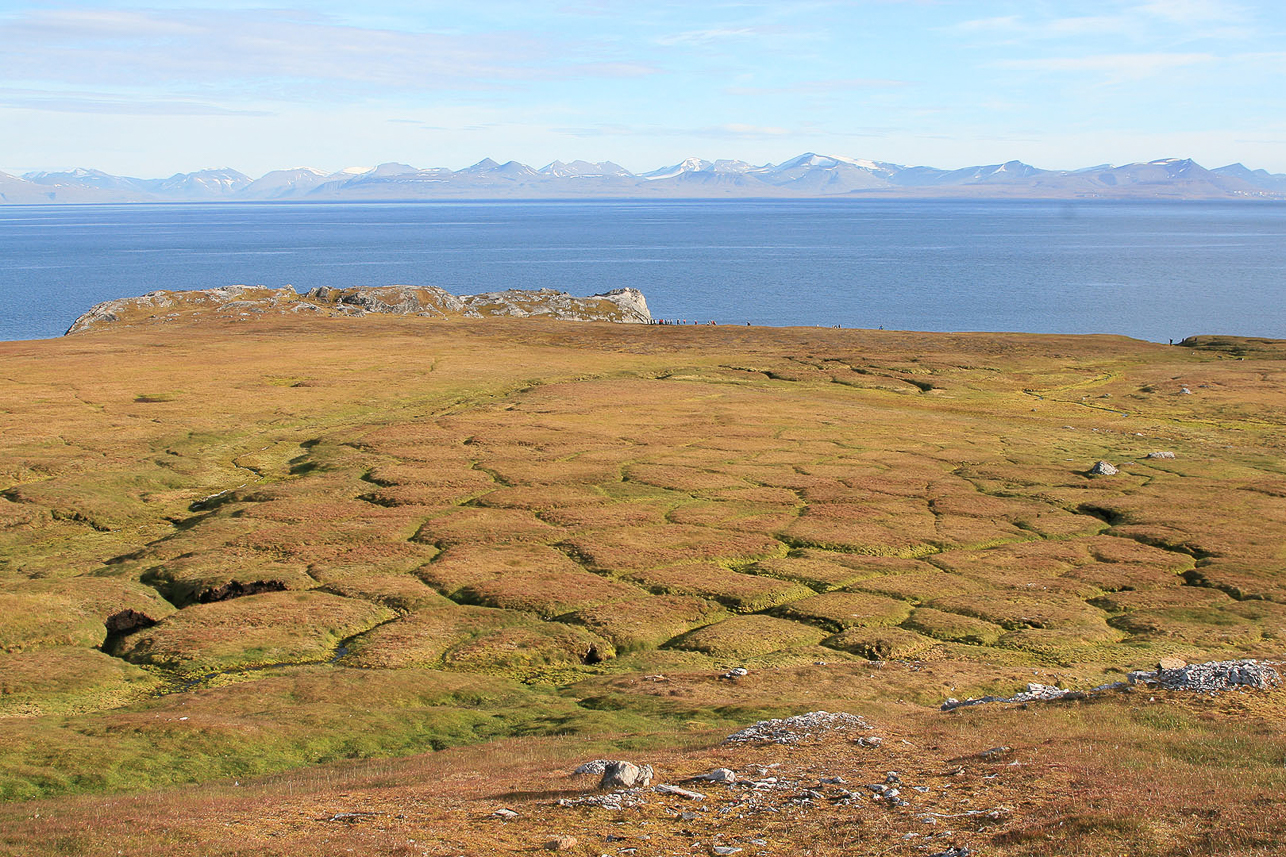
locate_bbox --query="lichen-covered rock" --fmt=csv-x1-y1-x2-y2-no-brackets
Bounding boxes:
1087,460,1119,476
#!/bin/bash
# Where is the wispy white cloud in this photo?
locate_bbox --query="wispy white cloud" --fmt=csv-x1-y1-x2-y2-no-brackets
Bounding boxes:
0,88,271,116
726,77,912,95
656,27,762,46
954,0,1254,42
0,7,655,96
703,123,794,137
994,52,1216,81
1135,0,1249,24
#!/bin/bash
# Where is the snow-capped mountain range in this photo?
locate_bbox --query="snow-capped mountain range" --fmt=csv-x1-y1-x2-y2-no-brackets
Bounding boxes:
3,155,1284,203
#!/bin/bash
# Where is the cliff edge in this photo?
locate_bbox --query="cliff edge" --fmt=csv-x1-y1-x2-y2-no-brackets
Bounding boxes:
65,285,651,334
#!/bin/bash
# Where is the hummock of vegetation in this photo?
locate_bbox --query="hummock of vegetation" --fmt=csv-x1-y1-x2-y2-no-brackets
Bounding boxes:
1,306,1284,855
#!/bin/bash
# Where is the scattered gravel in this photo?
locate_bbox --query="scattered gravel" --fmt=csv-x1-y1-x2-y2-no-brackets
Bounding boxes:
724,711,870,745
1129,659,1281,693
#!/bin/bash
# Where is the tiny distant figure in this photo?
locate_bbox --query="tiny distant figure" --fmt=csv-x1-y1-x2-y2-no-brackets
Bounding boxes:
1169,338,1173,345
746,322,750,326
879,326,884,330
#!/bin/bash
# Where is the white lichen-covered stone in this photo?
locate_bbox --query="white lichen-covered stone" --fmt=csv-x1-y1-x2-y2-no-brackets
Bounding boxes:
599,761,654,789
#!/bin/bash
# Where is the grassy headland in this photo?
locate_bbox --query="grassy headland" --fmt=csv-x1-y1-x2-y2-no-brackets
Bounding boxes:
1,311,1283,854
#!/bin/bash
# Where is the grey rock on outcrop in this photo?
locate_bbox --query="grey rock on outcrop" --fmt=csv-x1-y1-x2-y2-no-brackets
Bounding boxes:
304,285,464,317
1145,451,1177,459
1087,460,1119,476
724,711,870,745
599,761,654,789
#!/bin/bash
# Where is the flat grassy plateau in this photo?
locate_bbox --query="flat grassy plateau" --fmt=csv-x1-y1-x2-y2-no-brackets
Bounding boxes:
1,314,1284,856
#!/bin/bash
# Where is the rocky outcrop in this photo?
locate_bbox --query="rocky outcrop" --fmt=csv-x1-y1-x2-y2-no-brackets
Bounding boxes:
66,285,650,334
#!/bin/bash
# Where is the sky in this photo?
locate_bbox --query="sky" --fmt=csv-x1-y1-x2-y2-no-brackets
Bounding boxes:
1,0,1284,178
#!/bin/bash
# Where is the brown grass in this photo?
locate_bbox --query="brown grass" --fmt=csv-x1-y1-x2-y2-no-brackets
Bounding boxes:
622,563,813,613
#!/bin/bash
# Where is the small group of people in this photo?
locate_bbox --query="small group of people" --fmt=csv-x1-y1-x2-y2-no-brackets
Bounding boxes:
650,319,720,325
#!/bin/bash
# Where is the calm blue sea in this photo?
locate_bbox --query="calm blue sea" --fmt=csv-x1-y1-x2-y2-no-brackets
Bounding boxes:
1,199,1283,342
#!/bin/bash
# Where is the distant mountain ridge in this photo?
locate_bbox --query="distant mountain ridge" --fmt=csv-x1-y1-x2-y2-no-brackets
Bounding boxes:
4,155,1284,203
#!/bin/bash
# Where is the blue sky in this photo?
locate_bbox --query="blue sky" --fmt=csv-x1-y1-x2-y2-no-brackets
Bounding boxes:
1,0,1284,176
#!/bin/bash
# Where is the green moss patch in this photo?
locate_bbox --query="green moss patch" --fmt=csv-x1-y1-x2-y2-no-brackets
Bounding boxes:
112,591,393,675
0,593,108,653
0,647,161,717
567,595,728,653
443,622,613,679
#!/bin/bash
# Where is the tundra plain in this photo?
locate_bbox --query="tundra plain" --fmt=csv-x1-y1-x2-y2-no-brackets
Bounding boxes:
1,312,1284,856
